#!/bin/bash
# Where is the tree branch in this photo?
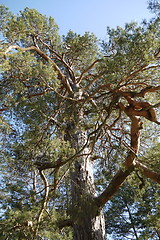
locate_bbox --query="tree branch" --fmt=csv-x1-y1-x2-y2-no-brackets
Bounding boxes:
57,219,73,229
38,38,76,83
134,161,160,184
33,169,50,239
120,64,148,84
3,45,73,94
118,85,160,98
124,200,139,240
119,48,160,85
118,103,143,167
95,103,144,208
77,59,101,84
96,165,134,208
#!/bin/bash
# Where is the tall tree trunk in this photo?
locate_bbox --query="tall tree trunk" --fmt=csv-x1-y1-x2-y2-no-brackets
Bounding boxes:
70,132,106,240
66,86,106,240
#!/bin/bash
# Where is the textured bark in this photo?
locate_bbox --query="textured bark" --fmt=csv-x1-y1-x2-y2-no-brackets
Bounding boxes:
66,126,106,240
70,136,106,239
67,87,106,240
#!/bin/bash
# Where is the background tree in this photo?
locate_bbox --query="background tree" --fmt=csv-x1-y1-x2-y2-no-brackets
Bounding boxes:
0,1,160,239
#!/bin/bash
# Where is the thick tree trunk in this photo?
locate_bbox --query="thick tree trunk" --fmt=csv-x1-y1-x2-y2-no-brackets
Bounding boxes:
71,164,106,240
69,129,106,240
65,86,106,239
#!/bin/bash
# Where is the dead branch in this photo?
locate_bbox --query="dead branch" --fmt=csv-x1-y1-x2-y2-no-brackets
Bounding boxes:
38,38,76,82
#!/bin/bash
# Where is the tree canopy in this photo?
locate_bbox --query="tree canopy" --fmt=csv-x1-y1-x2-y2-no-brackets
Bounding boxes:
0,2,160,239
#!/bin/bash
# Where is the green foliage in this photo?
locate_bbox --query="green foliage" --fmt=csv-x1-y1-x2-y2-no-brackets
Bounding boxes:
105,142,160,239
62,31,99,71
0,5,12,32
1,6,60,45
0,2,160,240
100,21,159,85
106,180,160,240
148,0,160,17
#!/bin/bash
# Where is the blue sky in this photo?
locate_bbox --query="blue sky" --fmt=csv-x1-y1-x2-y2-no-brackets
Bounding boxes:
1,0,153,39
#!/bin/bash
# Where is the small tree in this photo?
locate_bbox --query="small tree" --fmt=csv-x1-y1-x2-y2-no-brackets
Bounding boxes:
0,2,160,239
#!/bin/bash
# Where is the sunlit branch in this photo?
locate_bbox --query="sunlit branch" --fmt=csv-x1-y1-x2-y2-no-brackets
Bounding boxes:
117,85,160,98
38,37,76,82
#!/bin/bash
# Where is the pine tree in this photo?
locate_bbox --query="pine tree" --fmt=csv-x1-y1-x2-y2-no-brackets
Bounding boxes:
0,2,160,239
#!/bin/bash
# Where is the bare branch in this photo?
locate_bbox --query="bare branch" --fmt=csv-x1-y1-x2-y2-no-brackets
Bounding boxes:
118,103,143,167
39,76,78,102
95,86,160,208
95,110,143,207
